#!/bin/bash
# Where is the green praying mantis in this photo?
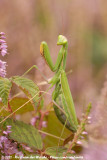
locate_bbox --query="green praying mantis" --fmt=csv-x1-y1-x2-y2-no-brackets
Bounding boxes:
0,35,78,133
40,35,78,132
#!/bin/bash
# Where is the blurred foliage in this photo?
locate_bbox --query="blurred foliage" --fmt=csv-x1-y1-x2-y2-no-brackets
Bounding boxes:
91,30,107,71
43,111,71,147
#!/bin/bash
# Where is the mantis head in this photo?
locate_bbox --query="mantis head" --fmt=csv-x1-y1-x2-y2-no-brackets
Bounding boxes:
57,35,67,45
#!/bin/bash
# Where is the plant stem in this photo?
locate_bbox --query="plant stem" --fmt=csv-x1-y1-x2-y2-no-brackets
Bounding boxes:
66,103,92,154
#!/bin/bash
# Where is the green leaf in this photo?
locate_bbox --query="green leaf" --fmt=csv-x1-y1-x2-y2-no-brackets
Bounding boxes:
11,76,40,107
45,146,72,160
0,78,12,106
0,97,34,116
43,111,71,147
3,118,43,150
10,97,34,114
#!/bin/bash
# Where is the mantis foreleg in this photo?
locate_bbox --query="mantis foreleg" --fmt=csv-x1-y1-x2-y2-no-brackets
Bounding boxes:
40,35,68,72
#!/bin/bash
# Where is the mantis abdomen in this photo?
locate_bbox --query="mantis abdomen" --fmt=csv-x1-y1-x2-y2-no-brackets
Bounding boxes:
52,82,77,133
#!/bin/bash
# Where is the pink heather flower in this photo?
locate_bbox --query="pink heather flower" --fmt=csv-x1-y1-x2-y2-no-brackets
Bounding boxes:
30,117,37,126
3,130,12,135
76,140,82,145
7,125,12,130
0,136,23,156
0,32,8,77
80,136,84,139
0,32,8,56
0,60,6,69
87,120,91,124
0,32,5,35
71,150,75,154
0,60,7,77
30,116,39,126
88,116,91,120
21,144,34,153
82,131,88,135
3,131,8,135
42,121,47,128
0,126,23,157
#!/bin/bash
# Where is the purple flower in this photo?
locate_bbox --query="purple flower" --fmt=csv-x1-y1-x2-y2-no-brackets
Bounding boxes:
30,116,39,126
7,125,12,130
88,116,91,120
0,32,5,35
21,144,34,152
0,126,23,157
0,60,7,77
42,121,47,128
0,32,8,56
3,125,12,135
30,117,37,126
3,130,12,135
3,131,8,135
82,131,88,135
0,32,8,77
70,150,75,154
87,120,91,124
76,140,82,145
0,60,6,69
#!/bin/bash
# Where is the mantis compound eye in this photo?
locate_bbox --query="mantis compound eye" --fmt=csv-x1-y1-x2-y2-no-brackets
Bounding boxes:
40,42,45,57
57,35,67,45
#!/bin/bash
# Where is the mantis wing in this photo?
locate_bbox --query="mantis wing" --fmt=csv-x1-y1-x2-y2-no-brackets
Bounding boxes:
61,69,78,128
52,80,77,132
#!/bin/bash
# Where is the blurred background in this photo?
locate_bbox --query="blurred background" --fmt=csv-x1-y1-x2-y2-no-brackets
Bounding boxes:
0,0,107,159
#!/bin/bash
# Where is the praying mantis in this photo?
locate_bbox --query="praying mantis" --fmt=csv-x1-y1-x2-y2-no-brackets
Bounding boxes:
0,35,78,133
40,35,78,132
